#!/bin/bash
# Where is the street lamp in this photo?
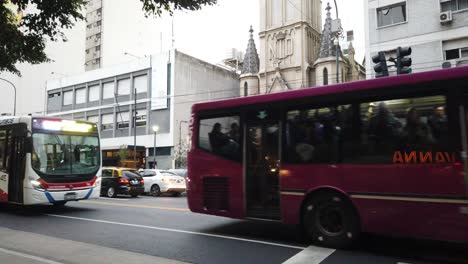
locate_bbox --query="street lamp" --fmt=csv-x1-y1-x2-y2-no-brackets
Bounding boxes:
152,125,159,169
0,78,16,116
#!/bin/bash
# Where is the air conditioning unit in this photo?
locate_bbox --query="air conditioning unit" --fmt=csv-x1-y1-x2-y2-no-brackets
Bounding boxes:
441,60,457,68
440,11,452,24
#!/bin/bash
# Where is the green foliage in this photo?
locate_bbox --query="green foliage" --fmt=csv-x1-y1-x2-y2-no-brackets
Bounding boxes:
118,145,129,162
0,0,217,75
140,0,217,17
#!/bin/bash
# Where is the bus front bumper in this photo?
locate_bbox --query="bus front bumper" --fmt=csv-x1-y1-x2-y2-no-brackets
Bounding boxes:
24,187,100,205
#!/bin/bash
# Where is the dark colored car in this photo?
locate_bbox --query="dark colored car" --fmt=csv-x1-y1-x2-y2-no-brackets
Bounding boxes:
100,167,145,198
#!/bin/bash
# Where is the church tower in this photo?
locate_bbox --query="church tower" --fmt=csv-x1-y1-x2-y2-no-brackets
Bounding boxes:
258,0,322,93
240,26,260,96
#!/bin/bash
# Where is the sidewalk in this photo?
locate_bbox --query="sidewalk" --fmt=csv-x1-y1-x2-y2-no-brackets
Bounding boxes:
0,227,189,264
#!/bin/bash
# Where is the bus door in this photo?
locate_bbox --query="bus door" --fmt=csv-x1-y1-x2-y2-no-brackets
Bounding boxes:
0,124,26,204
245,109,281,220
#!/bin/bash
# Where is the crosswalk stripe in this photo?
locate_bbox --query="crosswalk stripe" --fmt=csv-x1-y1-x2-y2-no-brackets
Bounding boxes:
282,245,335,264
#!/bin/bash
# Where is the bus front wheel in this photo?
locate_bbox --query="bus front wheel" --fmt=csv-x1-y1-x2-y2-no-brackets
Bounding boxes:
302,192,360,249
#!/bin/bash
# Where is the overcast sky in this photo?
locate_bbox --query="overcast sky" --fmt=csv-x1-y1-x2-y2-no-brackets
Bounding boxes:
169,0,365,65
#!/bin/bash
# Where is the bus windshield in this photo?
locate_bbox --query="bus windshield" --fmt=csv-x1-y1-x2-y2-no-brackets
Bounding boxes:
32,133,100,175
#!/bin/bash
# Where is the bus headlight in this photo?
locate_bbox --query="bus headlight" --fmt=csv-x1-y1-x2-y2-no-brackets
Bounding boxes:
93,177,101,188
31,180,46,191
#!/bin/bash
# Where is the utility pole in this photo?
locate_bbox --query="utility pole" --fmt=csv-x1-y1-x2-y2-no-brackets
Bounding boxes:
332,1,341,84
133,88,137,168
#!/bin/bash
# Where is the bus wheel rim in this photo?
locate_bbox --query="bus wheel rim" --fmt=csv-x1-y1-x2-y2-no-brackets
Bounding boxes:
316,205,345,236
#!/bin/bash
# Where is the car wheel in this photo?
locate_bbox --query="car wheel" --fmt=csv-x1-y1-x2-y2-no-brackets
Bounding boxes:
150,185,161,197
302,192,360,249
52,201,67,206
107,187,117,198
131,194,138,198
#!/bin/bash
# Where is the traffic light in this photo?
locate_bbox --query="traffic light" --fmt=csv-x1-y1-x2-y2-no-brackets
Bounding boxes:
372,51,389,78
396,46,412,75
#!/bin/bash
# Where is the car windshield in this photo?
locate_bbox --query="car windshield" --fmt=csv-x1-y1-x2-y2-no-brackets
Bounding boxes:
32,133,100,175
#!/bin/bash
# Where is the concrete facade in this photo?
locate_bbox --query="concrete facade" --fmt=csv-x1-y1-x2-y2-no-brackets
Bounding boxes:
365,0,468,78
85,0,103,71
45,49,239,169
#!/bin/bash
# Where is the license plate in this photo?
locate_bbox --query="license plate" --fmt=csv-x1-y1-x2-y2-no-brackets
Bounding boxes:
131,180,139,185
64,192,77,200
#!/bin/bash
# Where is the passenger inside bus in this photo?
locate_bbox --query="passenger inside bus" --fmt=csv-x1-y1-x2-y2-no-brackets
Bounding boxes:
400,107,434,150
209,123,239,158
367,102,402,154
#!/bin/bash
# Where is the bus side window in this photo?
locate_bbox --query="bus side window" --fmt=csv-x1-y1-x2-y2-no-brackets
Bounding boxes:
286,105,351,164
199,115,241,161
355,95,448,164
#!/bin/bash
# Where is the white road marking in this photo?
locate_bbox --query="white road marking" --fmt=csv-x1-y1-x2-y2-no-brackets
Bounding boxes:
282,245,335,264
46,214,306,250
97,197,130,201
0,247,64,264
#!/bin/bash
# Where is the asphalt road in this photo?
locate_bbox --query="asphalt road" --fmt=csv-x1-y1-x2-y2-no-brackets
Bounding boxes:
0,195,467,264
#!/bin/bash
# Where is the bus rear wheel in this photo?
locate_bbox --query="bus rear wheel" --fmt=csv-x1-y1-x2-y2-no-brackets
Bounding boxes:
302,192,360,249
53,201,67,206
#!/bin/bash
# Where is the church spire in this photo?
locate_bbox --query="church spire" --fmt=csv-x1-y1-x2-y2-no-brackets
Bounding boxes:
319,2,340,59
241,26,260,74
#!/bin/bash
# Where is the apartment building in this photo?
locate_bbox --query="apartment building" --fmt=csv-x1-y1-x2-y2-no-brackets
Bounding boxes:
365,0,468,78
46,49,239,169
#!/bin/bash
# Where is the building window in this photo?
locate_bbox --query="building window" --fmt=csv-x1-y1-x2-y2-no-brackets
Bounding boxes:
377,3,406,27
103,82,115,99
75,88,86,104
134,75,148,94
117,78,131,95
323,68,328,85
95,45,101,52
135,109,147,127
441,0,468,12
87,115,99,124
48,92,61,98
445,48,460,60
116,112,130,129
445,47,468,60
244,82,248,96
63,90,73,105
88,85,99,102
101,114,114,131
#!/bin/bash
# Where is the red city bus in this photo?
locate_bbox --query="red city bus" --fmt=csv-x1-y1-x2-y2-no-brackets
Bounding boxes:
187,66,468,248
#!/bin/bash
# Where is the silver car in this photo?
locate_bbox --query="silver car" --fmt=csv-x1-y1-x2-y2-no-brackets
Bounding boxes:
139,169,186,197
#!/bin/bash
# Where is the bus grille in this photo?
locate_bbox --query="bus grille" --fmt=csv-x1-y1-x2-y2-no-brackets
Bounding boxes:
203,177,229,211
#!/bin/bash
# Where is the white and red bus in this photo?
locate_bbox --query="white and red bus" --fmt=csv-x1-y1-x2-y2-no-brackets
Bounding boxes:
0,116,101,206
187,66,468,248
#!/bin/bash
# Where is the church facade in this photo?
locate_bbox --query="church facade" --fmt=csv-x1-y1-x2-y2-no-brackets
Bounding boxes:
240,1,365,96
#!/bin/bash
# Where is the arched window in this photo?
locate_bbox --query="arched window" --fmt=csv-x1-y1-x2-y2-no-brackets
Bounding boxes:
244,82,248,96
323,68,328,85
